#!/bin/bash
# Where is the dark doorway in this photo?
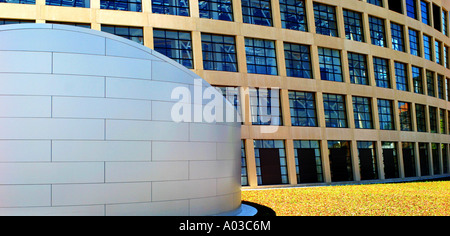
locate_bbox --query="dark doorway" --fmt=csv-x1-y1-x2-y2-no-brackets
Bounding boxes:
359,148,376,180
259,148,282,185
419,147,430,176
297,148,318,183
402,148,416,177
329,148,351,182
383,149,398,179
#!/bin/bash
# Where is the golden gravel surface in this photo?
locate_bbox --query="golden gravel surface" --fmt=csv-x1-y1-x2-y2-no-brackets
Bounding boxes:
242,181,450,216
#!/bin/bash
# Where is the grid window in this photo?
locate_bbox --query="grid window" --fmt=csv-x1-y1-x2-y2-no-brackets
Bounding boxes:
438,75,444,99
289,91,317,127
343,9,364,42
440,109,446,134
398,101,412,131
357,141,379,180
423,34,432,61
430,106,438,133
409,29,421,57
367,0,383,7
241,140,248,186
444,46,449,69
202,33,237,72
426,70,435,97
47,0,89,7
391,22,405,52
0,19,34,24
412,66,424,94
377,99,395,130
100,0,141,12
318,47,343,82
249,88,282,126
294,140,323,183
353,96,373,129
242,0,272,26
406,0,418,19
199,0,233,21
313,3,338,37
373,57,391,88
152,0,189,16
245,38,277,75
348,52,368,85
1,0,35,4
284,43,312,78
47,21,91,28
280,0,307,32
369,16,386,47
101,25,143,45
395,62,409,91
435,40,442,65
443,10,448,36
415,104,427,132
153,29,193,69
421,0,430,25
254,140,288,185
323,93,348,128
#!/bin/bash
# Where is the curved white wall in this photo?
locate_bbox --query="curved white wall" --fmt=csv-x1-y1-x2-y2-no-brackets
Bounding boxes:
0,24,241,216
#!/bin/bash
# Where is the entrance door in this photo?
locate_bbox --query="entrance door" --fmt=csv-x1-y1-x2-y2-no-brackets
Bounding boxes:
419,148,430,176
329,148,350,182
402,148,415,177
259,148,282,185
359,149,375,180
383,149,397,179
297,149,318,183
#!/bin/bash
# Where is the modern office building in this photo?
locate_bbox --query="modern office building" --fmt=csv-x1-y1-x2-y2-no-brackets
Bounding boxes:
0,0,449,188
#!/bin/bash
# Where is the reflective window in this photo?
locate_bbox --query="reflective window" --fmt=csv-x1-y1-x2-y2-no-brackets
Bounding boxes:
0,0,35,4
280,0,307,32
426,70,435,97
202,33,237,72
348,52,368,85
391,22,405,52
415,104,427,132
395,62,408,91
254,140,288,185
47,21,91,28
398,101,412,131
421,0,430,25
318,47,342,82
406,0,418,19
214,86,242,123
352,96,373,129
152,0,189,16
443,10,448,36
440,109,446,134
153,29,193,69
369,16,386,47
429,106,438,133
409,29,421,57
367,0,383,7
373,57,390,88
0,19,34,24
46,0,89,7
245,38,277,75
323,93,347,128
100,0,141,12
289,91,317,127
284,42,312,78
435,40,442,65
249,88,282,126
241,0,272,26
412,66,424,94
343,9,364,42
313,3,338,37
199,0,233,21
101,25,143,44
423,34,432,61
294,140,323,183
438,75,445,99
377,99,395,130
241,140,248,186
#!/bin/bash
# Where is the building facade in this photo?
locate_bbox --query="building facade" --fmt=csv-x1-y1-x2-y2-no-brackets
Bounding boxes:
1,0,449,187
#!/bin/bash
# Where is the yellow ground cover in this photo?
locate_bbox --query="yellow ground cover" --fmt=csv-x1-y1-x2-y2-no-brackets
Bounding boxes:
242,181,450,216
